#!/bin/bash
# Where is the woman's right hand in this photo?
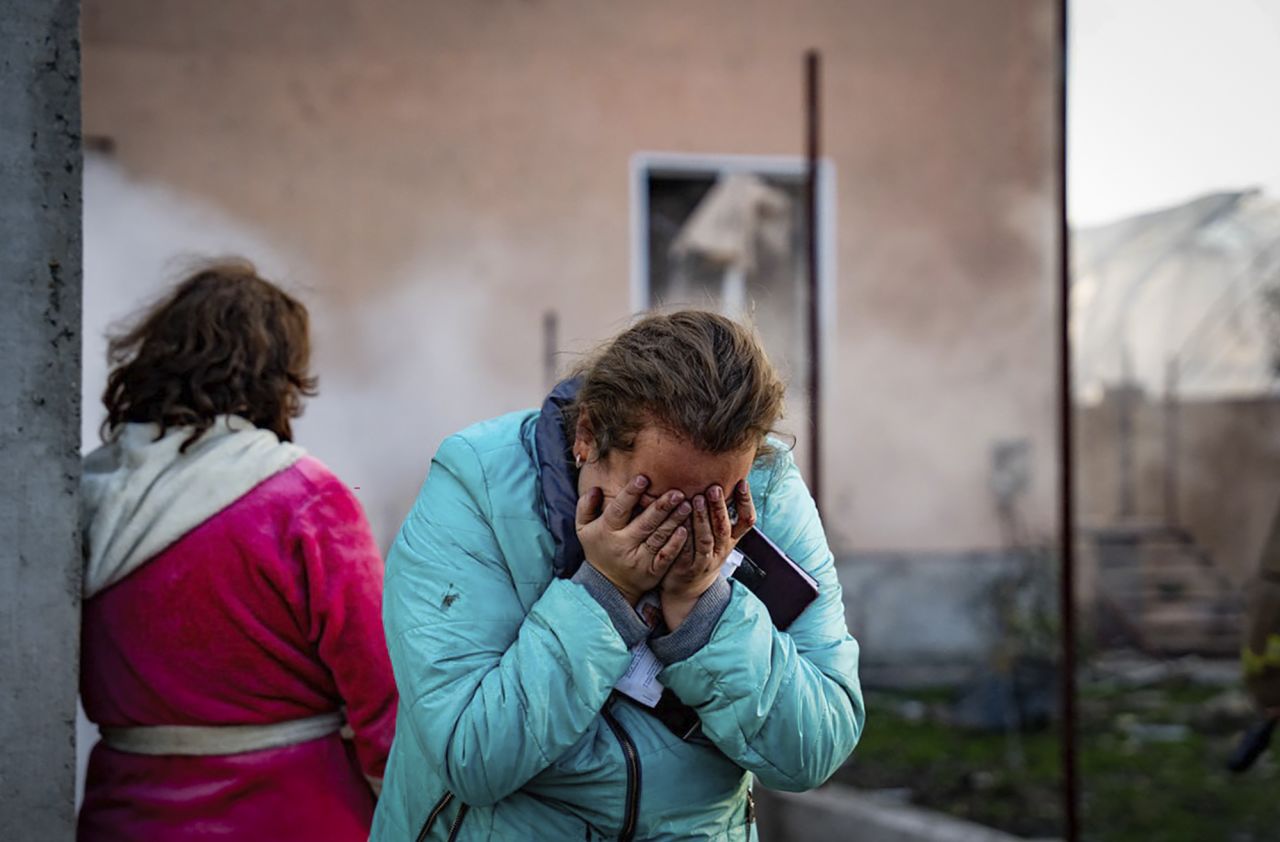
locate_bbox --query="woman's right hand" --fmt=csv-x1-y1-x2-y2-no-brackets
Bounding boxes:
576,475,692,605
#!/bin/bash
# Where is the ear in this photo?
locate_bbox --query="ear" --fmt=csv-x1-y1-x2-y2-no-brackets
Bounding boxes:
573,412,596,462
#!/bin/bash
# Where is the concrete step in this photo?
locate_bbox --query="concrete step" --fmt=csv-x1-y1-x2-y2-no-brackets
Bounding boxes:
1138,602,1244,655
1146,580,1233,598
1088,522,1241,656
1141,603,1243,626
1106,578,1242,608
1140,566,1240,602
756,785,1026,842
1137,544,1217,570
1141,629,1242,656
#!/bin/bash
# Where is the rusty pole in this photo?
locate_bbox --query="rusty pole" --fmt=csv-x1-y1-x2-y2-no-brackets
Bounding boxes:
1055,0,1080,838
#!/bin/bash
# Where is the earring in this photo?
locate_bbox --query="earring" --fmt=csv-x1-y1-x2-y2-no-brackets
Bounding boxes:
574,452,583,469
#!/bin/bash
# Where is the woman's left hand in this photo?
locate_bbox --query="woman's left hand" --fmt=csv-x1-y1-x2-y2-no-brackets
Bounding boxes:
660,480,756,630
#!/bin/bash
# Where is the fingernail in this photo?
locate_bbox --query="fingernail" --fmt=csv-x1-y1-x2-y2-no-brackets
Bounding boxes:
693,496,706,511
738,480,749,494
709,485,722,502
677,502,692,516
668,490,684,504
633,475,649,489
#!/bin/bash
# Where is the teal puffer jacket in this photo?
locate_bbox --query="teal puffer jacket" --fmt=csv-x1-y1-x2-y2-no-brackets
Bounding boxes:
372,409,863,841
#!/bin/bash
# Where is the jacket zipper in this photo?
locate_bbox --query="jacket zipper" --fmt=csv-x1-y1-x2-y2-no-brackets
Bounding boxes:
416,792,454,842
601,706,641,842
745,789,756,826
445,803,470,842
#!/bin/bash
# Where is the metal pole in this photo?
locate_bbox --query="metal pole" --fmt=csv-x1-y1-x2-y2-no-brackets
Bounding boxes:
543,310,559,390
804,50,822,513
1118,344,1136,519
1163,357,1180,527
1055,0,1079,837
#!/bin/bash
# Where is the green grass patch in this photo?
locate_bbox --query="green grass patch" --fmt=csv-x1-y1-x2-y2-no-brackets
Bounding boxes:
835,686,1280,840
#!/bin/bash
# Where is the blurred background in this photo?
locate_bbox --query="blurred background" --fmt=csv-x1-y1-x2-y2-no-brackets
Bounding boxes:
71,0,1280,840
1067,2,1280,840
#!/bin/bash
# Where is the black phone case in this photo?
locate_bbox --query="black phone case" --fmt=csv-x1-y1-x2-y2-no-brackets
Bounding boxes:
730,527,820,629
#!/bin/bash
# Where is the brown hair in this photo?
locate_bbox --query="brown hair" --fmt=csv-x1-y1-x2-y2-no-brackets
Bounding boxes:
567,310,786,460
102,259,317,450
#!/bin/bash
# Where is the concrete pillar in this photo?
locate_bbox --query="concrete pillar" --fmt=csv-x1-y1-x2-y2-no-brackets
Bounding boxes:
0,1,82,838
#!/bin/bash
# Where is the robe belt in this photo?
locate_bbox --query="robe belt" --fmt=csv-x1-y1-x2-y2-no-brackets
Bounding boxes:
99,711,344,756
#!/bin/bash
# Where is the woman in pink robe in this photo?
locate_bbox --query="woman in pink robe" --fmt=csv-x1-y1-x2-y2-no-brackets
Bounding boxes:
78,261,397,842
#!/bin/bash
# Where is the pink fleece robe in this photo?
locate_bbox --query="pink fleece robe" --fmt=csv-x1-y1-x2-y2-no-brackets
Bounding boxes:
78,457,397,842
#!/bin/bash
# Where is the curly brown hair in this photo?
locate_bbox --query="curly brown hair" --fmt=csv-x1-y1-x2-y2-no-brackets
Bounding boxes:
566,310,787,460
102,259,317,451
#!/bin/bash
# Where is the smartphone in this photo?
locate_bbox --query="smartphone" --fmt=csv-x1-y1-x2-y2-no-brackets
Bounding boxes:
730,527,819,630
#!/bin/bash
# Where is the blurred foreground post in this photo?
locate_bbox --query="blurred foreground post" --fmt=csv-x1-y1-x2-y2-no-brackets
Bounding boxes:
804,50,822,514
0,0,83,838
1054,0,1078,839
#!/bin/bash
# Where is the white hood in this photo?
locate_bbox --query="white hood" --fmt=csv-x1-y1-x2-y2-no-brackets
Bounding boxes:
81,415,304,597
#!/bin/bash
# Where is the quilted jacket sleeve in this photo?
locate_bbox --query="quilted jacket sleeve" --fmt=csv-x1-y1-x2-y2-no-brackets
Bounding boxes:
382,434,635,807
657,449,865,791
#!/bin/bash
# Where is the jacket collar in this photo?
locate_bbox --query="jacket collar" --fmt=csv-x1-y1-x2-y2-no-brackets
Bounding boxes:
534,378,585,578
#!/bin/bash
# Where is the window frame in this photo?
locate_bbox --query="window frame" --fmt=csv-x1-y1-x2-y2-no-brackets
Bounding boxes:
628,152,839,333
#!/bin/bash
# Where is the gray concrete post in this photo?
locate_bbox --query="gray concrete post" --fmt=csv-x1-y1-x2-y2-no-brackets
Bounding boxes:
0,0,82,838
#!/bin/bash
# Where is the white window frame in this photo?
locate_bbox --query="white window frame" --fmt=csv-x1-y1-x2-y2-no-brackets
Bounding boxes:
628,151,838,343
